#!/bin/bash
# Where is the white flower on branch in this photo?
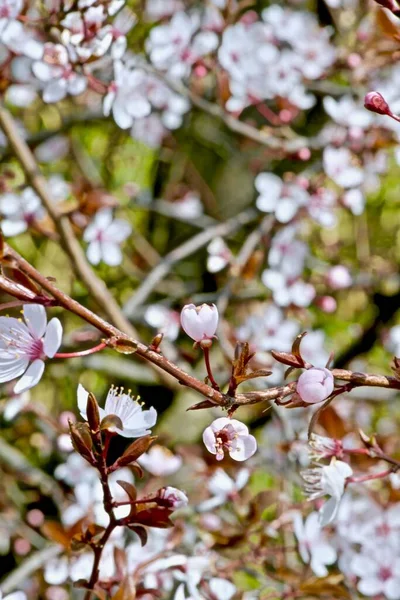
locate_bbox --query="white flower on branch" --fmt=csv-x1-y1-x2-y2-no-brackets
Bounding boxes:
78,384,157,438
203,417,257,462
0,187,44,237
302,458,353,526
198,467,249,511
83,208,132,266
138,444,182,476
0,305,63,394
180,303,219,343
293,511,337,577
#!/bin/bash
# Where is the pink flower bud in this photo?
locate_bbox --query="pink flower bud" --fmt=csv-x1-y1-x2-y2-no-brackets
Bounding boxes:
180,303,219,342
297,368,334,404
158,486,188,510
326,265,352,290
364,91,391,116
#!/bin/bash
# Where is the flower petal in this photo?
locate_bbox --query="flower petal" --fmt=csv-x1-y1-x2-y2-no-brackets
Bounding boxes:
14,359,45,393
230,434,257,461
77,383,89,419
23,304,47,338
43,318,63,357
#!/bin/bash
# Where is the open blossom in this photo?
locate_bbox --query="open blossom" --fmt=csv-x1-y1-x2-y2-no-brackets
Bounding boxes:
302,458,353,526
138,445,182,476
77,384,157,438
293,511,337,577
255,173,309,223
351,548,400,599
33,43,87,103
198,468,249,511
203,417,257,462
83,208,132,266
0,305,62,394
323,146,364,189
0,187,44,237
180,303,218,342
297,368,334,404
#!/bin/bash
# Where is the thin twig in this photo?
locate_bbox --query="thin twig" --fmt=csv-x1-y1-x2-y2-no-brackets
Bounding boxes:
123,208,258,316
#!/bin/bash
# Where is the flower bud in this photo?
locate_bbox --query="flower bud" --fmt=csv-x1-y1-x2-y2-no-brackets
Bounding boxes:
297,368,334,404
180,303,219,342
364,91,391,116
157,486,188,510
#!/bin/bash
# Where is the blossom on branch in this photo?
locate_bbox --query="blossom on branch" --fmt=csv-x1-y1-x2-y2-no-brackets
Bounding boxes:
83,208,132,266
180,303,219,343
0,305,62,394
77,384,157,438
297,368,334,404
203,417,257,462
302,458,353,526
293,511,337,577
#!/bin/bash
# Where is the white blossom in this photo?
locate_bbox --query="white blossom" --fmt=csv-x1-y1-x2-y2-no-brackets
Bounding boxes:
0,305,62,394
83,208,131,266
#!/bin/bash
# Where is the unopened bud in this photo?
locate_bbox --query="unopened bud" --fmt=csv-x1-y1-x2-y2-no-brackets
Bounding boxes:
364,91,391,116
86,392,100,432
180,303,218,343
69,422,94,463
297,368,334,404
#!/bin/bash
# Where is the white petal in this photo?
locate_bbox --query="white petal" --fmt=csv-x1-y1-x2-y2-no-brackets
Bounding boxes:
1,218,28,237
77,383,89,418
43,318,63,357
0,357,29,383
101,242,123,266
358,578,383,597
86,241,102,265
230,434,257,461
43,80,67,103
14,359,45,393
319,497,339,527
23,304,47,338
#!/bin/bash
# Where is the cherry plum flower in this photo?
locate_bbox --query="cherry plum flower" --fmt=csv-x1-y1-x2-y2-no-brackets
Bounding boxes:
198,468,249,511
203,417,257,462
138,445,182,476
351,548,400,599
323,146,364,189
0,187,44,237
77,384,157,438
297,368,334,404
255,173,309,223
0,305,63,394
293,511,337,577
83,208,132,266
302,458,353,526
180,303,218,342
103,61,151,129
33,43,87,103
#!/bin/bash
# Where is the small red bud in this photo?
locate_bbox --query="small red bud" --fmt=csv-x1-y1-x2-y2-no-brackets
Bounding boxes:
364,91,391,116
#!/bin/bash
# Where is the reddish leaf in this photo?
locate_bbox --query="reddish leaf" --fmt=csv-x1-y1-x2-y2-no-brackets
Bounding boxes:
128,525,148,547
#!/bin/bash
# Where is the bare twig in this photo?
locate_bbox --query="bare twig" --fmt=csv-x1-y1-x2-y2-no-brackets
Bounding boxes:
123,208,258,316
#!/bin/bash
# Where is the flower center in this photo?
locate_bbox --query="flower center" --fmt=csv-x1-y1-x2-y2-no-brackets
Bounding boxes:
379,566,392,582
214,424,238,461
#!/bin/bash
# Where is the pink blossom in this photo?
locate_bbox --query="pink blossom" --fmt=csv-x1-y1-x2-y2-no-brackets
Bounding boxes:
180,303,218,342
203,417,257,462
297,368,334,404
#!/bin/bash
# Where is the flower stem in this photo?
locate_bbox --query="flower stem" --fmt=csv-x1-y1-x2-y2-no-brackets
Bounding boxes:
202,346,220,391
54,342,107,359
347,468,393,484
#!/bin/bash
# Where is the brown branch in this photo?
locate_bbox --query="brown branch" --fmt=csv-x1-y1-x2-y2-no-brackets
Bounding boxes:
0,103,136,337
3,245,400,409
